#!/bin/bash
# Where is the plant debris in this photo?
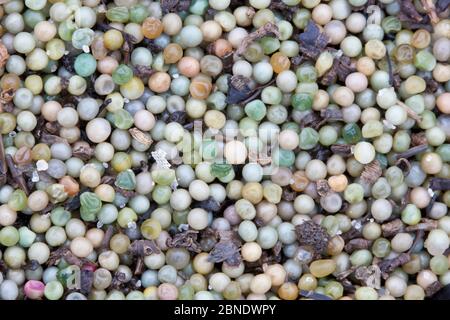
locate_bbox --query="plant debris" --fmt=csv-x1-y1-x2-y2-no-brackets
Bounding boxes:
295,221,330,257
234,22,280,58
296,21,330,59
167,229,202,253
208,230,242,266
360,160,382,185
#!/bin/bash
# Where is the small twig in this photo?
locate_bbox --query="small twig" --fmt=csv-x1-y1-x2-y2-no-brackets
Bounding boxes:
330,144,353,157
385,50,395,87
234,22,280,58
238,78,276,106
426,193,438,216
429,178,450,191
408,230,425,254
98,98,112,116
382,219,405,238
100,226,114,252
426,281,443,297
378,253,411,279
397,100,422,122
6,154,29,195
0,130,7,184
395,144,429,160
405,219,438,232
344,238,373,254
299,290,332,300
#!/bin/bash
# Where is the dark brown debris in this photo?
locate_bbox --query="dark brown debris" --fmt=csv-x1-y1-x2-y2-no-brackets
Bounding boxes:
429,178,450,191
282,187,297,201
166,229,202,253
0,133,7,186
381,219,405,238
344,238,373,254
295,221,330,257
47,246,88,268
133,65,156,79
411,132,427,147
299,290,332,300
398,0,424,23
100,225,114,252
208,230,242,266
72,142,94,161
341,227,362,242
226,75,254,104
160,0,191,14
421,0,440,24
296,21,330,59
129,239,161,257
436,0,450,13
321,55,356,85
320,108,344,122
6,154,29,195
378,253,411,279
394,144,429,160
268,0,298,21
426,281,443,297
395,158,411,175
330,144,353,157
80,269,94,295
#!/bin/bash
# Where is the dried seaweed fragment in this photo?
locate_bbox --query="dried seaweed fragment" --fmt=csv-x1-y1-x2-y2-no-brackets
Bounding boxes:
295,221,330,256
208,230,242,266
167,229,202,253
226,75,254,104
296,21,330,59
360,160,382,184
